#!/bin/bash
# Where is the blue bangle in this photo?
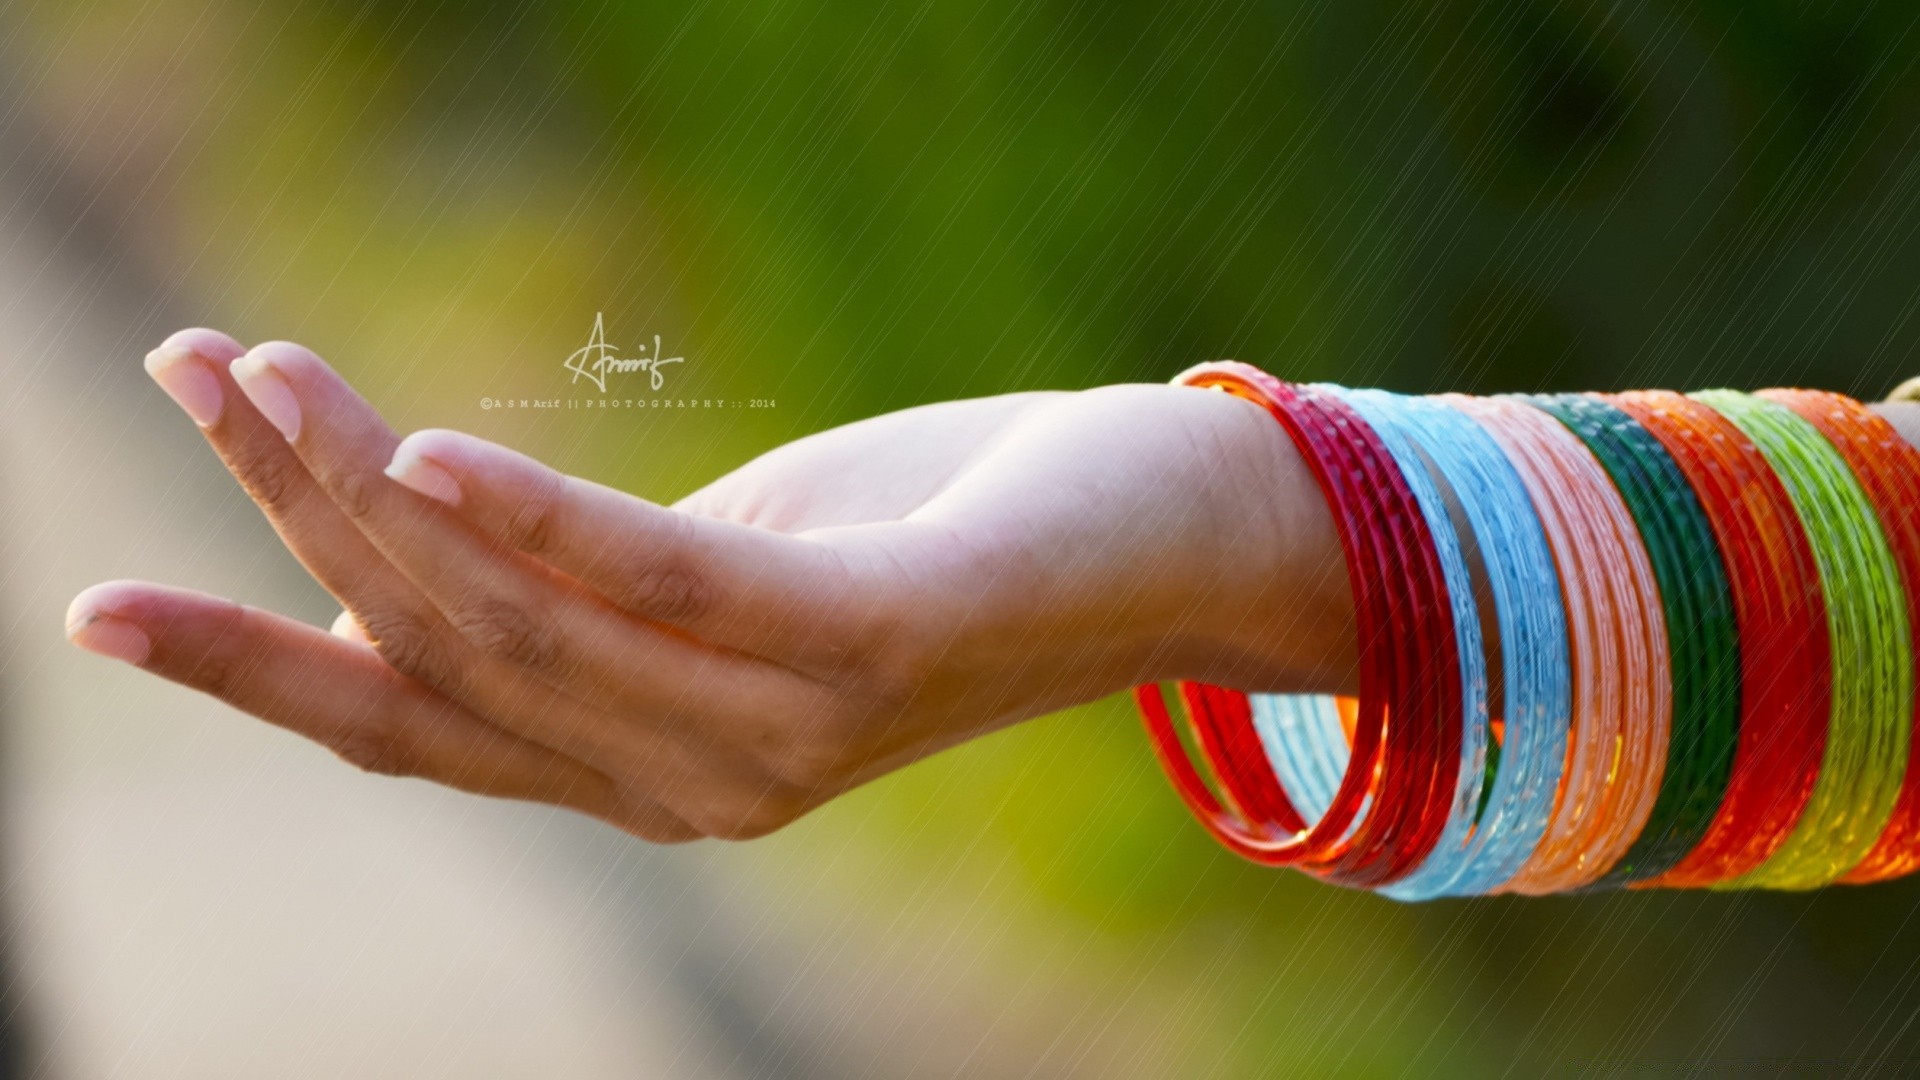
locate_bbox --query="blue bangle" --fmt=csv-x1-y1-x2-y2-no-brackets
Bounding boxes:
1396,393,1572,895
1346,390,1572,897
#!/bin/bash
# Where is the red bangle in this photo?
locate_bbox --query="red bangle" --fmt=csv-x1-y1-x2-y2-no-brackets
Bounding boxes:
1135,362,1464,886
1607,391,1831,887
1760,389,1920,883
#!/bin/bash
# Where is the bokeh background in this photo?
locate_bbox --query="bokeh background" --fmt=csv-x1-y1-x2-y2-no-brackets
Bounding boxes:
6,0,1920,1076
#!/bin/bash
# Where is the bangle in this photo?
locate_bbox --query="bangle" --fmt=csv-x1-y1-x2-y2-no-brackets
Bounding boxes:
1303,389,1571,898
1521,395,1741,884
1607,391,1832,888
1135,362,1466,885
1135,365,1920,898
1760,390,1920,884
1443,395,1671,894
1254,387,1483,894
1696,390,1913,888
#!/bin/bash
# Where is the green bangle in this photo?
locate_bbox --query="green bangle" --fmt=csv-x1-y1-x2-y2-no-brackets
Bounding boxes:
1524,395,1742,884
1693,390,1914,889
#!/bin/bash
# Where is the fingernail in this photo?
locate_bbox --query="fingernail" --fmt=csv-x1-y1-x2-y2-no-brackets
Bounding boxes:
144,345,225,427
230,350,302,441
329,609,372,643
385,445,463,506
66,612,151,665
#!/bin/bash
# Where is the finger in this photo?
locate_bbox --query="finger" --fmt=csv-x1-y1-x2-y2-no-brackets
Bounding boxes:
385,428,872,666
144,331,651,768
61,580,713,839
227,341,831,728
146,328,433,606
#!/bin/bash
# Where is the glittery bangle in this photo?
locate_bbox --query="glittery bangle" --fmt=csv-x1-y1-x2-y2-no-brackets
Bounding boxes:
1444,395,1672,894
1524,394,1742,884
1698,390,1914,887
1608,391,1832,888
1135,362,1465,885
1760,390,1920,884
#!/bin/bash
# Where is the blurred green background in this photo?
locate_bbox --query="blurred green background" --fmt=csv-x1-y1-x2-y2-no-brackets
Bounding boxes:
15,0,1920,1075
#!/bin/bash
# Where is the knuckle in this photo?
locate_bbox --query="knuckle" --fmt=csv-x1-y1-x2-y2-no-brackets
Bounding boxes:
331,468,380,521
227,442,306,514
723,792,807,840
696,791,805,841
606,789,703,843
615,561,712,625
331,717,416,777
172,604,258,699
856,633,938,718
451,598,556,671
360,609,453,686
617,808,701,844
608,513,714,624
505,473,567,556
185,646,246,700
750,716,856,790
771,744,845,791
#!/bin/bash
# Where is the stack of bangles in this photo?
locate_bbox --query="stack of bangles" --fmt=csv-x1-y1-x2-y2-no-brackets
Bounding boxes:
1137,360,1920,895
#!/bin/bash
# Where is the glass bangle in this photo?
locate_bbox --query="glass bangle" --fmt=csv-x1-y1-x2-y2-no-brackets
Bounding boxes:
1133,364,1920,898
1444,395,1672,894
1523,394,1741,885
1698,390,1913,888
1304,389,1572,898
1134,362,1466,886
1761,389,1920,884
1609,391,1832,888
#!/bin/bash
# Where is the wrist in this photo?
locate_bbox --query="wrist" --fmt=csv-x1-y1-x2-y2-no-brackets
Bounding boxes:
1150,383,1357,696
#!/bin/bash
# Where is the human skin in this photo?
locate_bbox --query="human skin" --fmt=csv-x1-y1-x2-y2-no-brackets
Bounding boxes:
65,329,1920,842
63,329,1357,841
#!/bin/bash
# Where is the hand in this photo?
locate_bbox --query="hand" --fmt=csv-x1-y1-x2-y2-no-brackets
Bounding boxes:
66,330,1352,840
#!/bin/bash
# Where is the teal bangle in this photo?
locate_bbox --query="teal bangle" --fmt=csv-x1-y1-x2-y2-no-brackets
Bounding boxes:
1523,394,1742,884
